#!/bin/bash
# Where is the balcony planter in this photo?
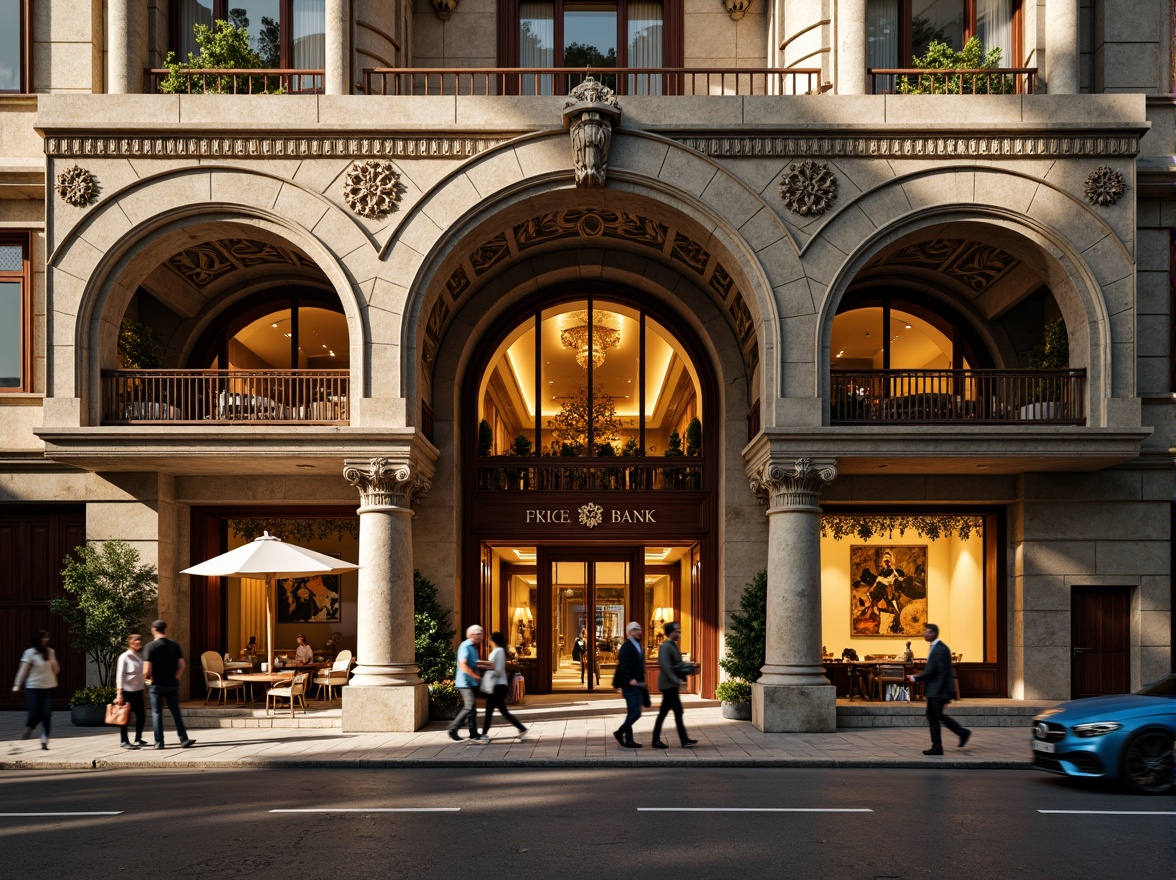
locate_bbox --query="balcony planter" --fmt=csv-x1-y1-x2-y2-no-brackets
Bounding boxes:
715,679,752,721
1017,401,1062,421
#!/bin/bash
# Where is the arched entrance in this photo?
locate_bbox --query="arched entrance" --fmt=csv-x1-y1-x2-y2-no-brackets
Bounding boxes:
463,284,719,696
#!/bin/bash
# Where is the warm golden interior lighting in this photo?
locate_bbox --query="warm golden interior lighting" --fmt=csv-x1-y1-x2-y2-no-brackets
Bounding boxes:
560,310,621,369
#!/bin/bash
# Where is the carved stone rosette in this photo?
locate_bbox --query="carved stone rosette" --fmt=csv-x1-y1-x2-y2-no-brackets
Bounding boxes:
343,160,401,219
55,165,96,207
562,77,622,187
749,457,838,510
780,160,837,217
1083,165,1126,207
344,457,431,509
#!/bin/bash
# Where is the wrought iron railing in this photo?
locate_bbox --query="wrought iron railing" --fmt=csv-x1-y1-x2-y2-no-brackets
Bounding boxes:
101,369,349,425
145,68,324,94
363,67,823,97
868,68,1037,95
476,457,704,491
829,369,1085,425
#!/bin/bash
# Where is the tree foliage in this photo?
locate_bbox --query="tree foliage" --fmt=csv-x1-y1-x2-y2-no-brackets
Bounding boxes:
547,384,621,454
117,319,163,369
898,37,1011,95
158,20,280,94
719,570,766,683
414,570,457,685
52,541,158,689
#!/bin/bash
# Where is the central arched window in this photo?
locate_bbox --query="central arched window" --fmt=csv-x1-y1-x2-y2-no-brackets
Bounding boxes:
193,289,348,371
478,297,701,462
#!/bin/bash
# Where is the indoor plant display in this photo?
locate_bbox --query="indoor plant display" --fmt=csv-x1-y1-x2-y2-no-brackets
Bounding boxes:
68,686,118,727
717,570,766,720
52,541,158,726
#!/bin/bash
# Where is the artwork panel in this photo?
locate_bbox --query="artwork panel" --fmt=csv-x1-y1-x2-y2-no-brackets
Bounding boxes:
276,574,342,624
849,544,928,637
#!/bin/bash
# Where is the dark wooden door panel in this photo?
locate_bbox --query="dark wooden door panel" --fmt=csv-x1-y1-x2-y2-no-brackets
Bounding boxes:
1071,586,1131,698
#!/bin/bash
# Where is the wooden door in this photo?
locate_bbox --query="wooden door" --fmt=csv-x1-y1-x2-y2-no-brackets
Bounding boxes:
0,505,86,709
1071,586,1130,698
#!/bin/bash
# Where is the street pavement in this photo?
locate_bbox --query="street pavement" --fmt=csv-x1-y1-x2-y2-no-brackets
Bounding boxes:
0,695,1035,770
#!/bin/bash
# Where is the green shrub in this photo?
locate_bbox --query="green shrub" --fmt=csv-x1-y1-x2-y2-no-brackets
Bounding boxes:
69,686,117,708
478,419,493,456
897,37,1012,95
158,20,282,95
428,679,462,708
414,571,457,685
719,570,766,684
117,320,163,369
1027,317,1070,403
714,679,752,704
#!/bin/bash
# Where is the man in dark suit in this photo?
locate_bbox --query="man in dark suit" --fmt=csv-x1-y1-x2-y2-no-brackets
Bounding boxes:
909,622,971,755
612,622,647,749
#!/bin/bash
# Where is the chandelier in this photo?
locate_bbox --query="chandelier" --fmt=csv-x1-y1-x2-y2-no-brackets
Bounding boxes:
560,310,621,369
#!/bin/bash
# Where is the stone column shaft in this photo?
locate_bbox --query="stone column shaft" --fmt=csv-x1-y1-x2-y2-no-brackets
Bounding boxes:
325,0,350,96
107,0,147,94
836,0,867,95
1046,0,1080,94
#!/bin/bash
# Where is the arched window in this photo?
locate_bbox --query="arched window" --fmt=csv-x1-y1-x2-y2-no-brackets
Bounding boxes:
193,289,348,371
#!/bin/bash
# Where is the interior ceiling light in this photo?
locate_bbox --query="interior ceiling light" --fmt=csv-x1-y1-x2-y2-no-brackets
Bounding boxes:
836,350,844,358
560,310,621,369
905,324,912,329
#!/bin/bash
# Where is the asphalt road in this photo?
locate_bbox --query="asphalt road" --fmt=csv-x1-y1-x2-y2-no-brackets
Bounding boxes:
1,767,1171,879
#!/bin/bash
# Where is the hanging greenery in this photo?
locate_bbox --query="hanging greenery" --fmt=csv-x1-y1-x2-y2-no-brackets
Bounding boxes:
229,518,359,543
820,515,983,541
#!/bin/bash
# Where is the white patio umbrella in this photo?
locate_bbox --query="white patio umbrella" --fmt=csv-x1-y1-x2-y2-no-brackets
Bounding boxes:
181,531,360,674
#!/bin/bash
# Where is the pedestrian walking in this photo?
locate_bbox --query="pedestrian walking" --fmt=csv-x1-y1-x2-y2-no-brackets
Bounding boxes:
448,624,488,743
143,620,196,750
481,631,526,739
651,621,698,749
573,629,588,684
11,630,59,750
612,621,648,749
908,622,971,755
115,633,147,750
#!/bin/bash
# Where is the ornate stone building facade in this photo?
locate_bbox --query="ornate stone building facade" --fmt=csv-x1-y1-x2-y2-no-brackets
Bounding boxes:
0,0,1170,731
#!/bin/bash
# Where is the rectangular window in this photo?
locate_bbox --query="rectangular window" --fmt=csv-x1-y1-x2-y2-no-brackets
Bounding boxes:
0,0,29,93
866,0,1020,73
172,0,325,71
0,236,30,392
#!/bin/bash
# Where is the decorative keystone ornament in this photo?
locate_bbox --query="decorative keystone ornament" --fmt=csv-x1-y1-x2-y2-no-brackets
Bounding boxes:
780,160,837,217
721,0,752,19
428,0,457,19
562,76,622,187
1083,165,1125,207
55,165,96,207
343,160,402,219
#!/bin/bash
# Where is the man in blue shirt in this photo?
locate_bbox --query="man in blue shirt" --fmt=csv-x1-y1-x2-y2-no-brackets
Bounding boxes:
448,624,487,742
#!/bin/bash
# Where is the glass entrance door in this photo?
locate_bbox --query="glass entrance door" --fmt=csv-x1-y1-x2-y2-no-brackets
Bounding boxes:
549,555,633,692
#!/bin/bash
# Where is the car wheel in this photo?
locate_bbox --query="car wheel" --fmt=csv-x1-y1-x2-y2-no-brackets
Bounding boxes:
1121,730,1175,795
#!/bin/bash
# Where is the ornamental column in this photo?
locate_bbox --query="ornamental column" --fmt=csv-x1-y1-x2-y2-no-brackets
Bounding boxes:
325,0,350,96
107,0,148,94
748,457,838,732
341,457,429,732
1046,0,1080,94
835,0,867,95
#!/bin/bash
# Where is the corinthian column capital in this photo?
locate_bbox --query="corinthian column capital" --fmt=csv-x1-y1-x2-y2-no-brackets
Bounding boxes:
749,457,838,510
344,457,431,509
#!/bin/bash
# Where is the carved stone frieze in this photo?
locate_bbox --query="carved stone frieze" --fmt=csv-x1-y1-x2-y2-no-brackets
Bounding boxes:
562,77,622,187
780,160,837,217
44,135,508,159
343,457,431,509
55,165,96,207
874,238,1019,294
1083,164,1126,207
674,134,1140,160
164,238,311,289
749,458,838,510
343,160,402,219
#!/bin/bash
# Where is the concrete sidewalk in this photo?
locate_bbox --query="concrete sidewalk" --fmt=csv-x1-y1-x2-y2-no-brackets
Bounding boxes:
1,695,1034,770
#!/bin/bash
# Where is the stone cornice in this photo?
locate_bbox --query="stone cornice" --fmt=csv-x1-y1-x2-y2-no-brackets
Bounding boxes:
43,133,514,160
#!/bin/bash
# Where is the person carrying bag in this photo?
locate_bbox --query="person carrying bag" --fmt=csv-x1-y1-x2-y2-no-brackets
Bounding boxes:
480,632,527,738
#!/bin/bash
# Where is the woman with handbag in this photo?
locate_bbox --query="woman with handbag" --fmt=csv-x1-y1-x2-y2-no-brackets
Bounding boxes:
480,631,527,739
114,633,146,750
11,630,59,750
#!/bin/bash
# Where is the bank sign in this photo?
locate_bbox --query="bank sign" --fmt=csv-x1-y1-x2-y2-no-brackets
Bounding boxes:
473,494,708,538
525,502,655,528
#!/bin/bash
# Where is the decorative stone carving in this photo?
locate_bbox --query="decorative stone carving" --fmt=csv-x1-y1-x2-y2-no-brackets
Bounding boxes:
428,0,457,19
165,238,310,288
55,165,96,207
343,458,430,509
780,160,837,217
562,77,622,187
1083,165,1126,207
343,160,402,219
749,458,838,510
45,134,507,160
876,239,1019,294
675,133,1140,160
721,0,752,19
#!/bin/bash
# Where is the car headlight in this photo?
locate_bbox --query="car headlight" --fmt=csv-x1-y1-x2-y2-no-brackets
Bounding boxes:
1071,721,1122,737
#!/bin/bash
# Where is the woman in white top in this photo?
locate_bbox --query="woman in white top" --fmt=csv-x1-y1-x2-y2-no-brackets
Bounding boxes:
480,631,526,738
293,634,314,665
11,630,60,749
115,633,147,749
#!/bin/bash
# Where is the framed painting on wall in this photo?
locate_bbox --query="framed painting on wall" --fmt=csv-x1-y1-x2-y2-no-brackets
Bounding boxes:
850,545,928,637
276,574,341,624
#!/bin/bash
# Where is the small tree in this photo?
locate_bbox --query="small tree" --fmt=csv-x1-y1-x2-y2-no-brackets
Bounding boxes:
1027,316,1070,404
158,20,277,95
118,319,163,369
52,541,158,689
898,37,1011,95
719,570,767,684
477,419,494,456
414,570,457,685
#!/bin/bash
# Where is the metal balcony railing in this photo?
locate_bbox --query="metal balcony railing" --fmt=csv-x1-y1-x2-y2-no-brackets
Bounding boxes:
476,457,704,492
363,67,824,97
868,68,1037,95
101,369,349,425
829,369,1085,425
145,68,324,94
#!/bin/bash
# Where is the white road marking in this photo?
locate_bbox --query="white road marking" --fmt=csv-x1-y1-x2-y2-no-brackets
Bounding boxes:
0,812,124,817
638,808,873,813
1038,810,1176,816
270,808,460,813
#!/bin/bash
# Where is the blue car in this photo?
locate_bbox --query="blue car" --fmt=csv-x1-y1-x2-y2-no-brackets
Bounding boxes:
1031,674,1176,794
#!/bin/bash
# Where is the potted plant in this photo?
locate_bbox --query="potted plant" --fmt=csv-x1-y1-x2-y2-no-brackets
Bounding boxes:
1019,316,1070,421
51,541,158,726
414,570,459,720
69,686,118,727
897,37,1013,95
159,20,283,95
427,680,462,721
717,570,766,720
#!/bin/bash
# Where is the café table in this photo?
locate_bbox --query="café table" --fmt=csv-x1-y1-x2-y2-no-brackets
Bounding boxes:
227,670,295,702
